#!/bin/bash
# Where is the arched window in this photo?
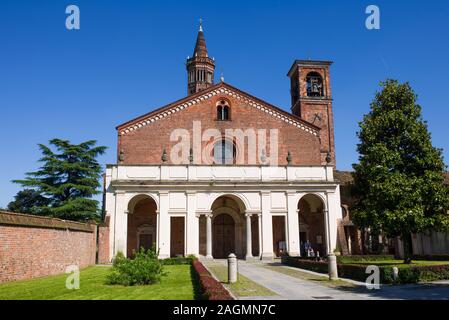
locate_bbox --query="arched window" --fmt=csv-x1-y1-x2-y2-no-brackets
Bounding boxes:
213,139,236,164
216,100,230,121
306,72,324,97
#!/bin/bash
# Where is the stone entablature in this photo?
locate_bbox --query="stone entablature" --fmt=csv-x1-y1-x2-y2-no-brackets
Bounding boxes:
106,164,334,183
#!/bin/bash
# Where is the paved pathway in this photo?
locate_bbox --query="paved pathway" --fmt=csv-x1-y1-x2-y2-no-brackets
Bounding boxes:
207,260,449,300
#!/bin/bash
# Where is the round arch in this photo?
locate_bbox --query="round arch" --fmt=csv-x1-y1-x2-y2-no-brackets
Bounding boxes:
208,193,249,212
297,193,327,257
126,194,158,257
297,193,327,211
127,193,159,214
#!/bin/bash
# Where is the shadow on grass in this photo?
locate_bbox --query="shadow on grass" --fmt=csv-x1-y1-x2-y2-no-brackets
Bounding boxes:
189,265,204,300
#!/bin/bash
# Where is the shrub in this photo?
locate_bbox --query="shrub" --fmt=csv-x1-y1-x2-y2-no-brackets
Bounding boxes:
281,255,328,273
281,255,449,284
105,248,166,286
412,254,449,261
337,255,395,264
162,255,196,265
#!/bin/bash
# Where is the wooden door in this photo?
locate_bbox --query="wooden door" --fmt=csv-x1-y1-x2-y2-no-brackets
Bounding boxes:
170,217,185,257
213,214,235,258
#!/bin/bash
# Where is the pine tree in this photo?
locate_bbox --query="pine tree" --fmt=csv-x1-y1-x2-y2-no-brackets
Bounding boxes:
351,80,449,261
13,139,107,221
7,189,50,214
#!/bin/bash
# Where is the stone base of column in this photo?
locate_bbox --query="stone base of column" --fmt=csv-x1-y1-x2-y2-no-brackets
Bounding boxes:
158,254,170,259
245,255,257,261
260,252,275,261
287,251,301,257
205,255,214,260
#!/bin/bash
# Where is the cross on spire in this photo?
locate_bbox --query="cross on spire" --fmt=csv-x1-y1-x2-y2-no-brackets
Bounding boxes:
199,18,203,32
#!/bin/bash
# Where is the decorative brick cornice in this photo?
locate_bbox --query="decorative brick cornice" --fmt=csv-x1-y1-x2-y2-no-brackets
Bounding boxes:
117,83,320,137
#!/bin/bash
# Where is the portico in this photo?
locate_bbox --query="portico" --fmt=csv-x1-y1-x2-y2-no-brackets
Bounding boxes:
104,164,342,261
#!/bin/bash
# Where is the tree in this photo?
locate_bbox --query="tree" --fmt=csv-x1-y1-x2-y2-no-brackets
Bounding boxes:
7,189,50,214
13,139,107,221
351,79,449,261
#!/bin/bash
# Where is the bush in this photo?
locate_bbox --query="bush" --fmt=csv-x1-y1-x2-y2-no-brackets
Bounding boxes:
281,255,329,273
281,255,449,284
192,260,233,300
337,255,395,264
105,248,166,286
162,255,196,265
412,254,449,261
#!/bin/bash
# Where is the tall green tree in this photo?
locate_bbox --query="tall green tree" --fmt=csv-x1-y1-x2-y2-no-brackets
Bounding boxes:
13,139,107,221
351,80,449,261
7,189,50,214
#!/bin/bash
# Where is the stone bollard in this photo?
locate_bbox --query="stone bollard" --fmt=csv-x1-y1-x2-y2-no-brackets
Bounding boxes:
393,267,399,281
328,254,338,280
228,253,238,284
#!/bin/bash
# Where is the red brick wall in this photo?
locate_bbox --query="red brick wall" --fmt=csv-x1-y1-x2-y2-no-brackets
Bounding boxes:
118,87,322,166
97,216,110,264
0,212,97,283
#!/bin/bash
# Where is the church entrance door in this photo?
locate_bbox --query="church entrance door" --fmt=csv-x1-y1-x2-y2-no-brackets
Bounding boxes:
213,213,235,259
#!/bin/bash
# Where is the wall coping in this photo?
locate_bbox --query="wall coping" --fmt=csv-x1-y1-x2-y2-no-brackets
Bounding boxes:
0,211,96,233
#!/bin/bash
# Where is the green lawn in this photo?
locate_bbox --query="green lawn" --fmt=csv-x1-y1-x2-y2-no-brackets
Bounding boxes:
205,263,276,297
0,265,199,300
340,259,449,268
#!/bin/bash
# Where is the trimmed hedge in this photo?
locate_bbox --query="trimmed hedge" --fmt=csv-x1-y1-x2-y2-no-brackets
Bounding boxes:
412,254,449,261
337,255,395,264
281,255,328,273
162,256,196,265
282,256,449,284
192,260,234,300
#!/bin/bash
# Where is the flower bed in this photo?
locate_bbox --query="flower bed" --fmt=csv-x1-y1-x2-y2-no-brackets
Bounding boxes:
191,260,234,300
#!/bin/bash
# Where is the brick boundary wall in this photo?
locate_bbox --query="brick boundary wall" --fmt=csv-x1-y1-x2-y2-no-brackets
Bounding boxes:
0,211,98,283
97,216,110,264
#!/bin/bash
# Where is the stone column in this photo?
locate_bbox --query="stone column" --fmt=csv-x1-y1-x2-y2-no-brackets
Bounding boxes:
245,213,253,259
260,191,274,260
186,191,198,257
324,209,330,256
258,213,262,259
114,191,128,257
286,191,300,256
206,213,213,259
158,191,170,259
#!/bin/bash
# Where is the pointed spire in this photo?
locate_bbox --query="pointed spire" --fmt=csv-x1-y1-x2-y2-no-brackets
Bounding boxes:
193,19,208,57
186,19,215,95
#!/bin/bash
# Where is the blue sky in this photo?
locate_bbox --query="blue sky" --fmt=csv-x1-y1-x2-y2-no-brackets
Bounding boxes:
1,0,449,208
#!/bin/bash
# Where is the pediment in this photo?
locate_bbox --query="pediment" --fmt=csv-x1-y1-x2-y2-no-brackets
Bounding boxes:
117,82,320,137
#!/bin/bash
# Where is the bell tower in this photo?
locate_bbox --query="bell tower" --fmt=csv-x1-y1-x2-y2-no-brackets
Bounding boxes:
288,60,335,166
186,20,215,95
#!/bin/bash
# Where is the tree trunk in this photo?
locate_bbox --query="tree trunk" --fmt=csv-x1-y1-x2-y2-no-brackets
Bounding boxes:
402,233,413,264
360,228,366,255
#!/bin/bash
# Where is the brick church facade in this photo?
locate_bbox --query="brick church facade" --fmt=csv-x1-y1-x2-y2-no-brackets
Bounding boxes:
104,24,345,260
